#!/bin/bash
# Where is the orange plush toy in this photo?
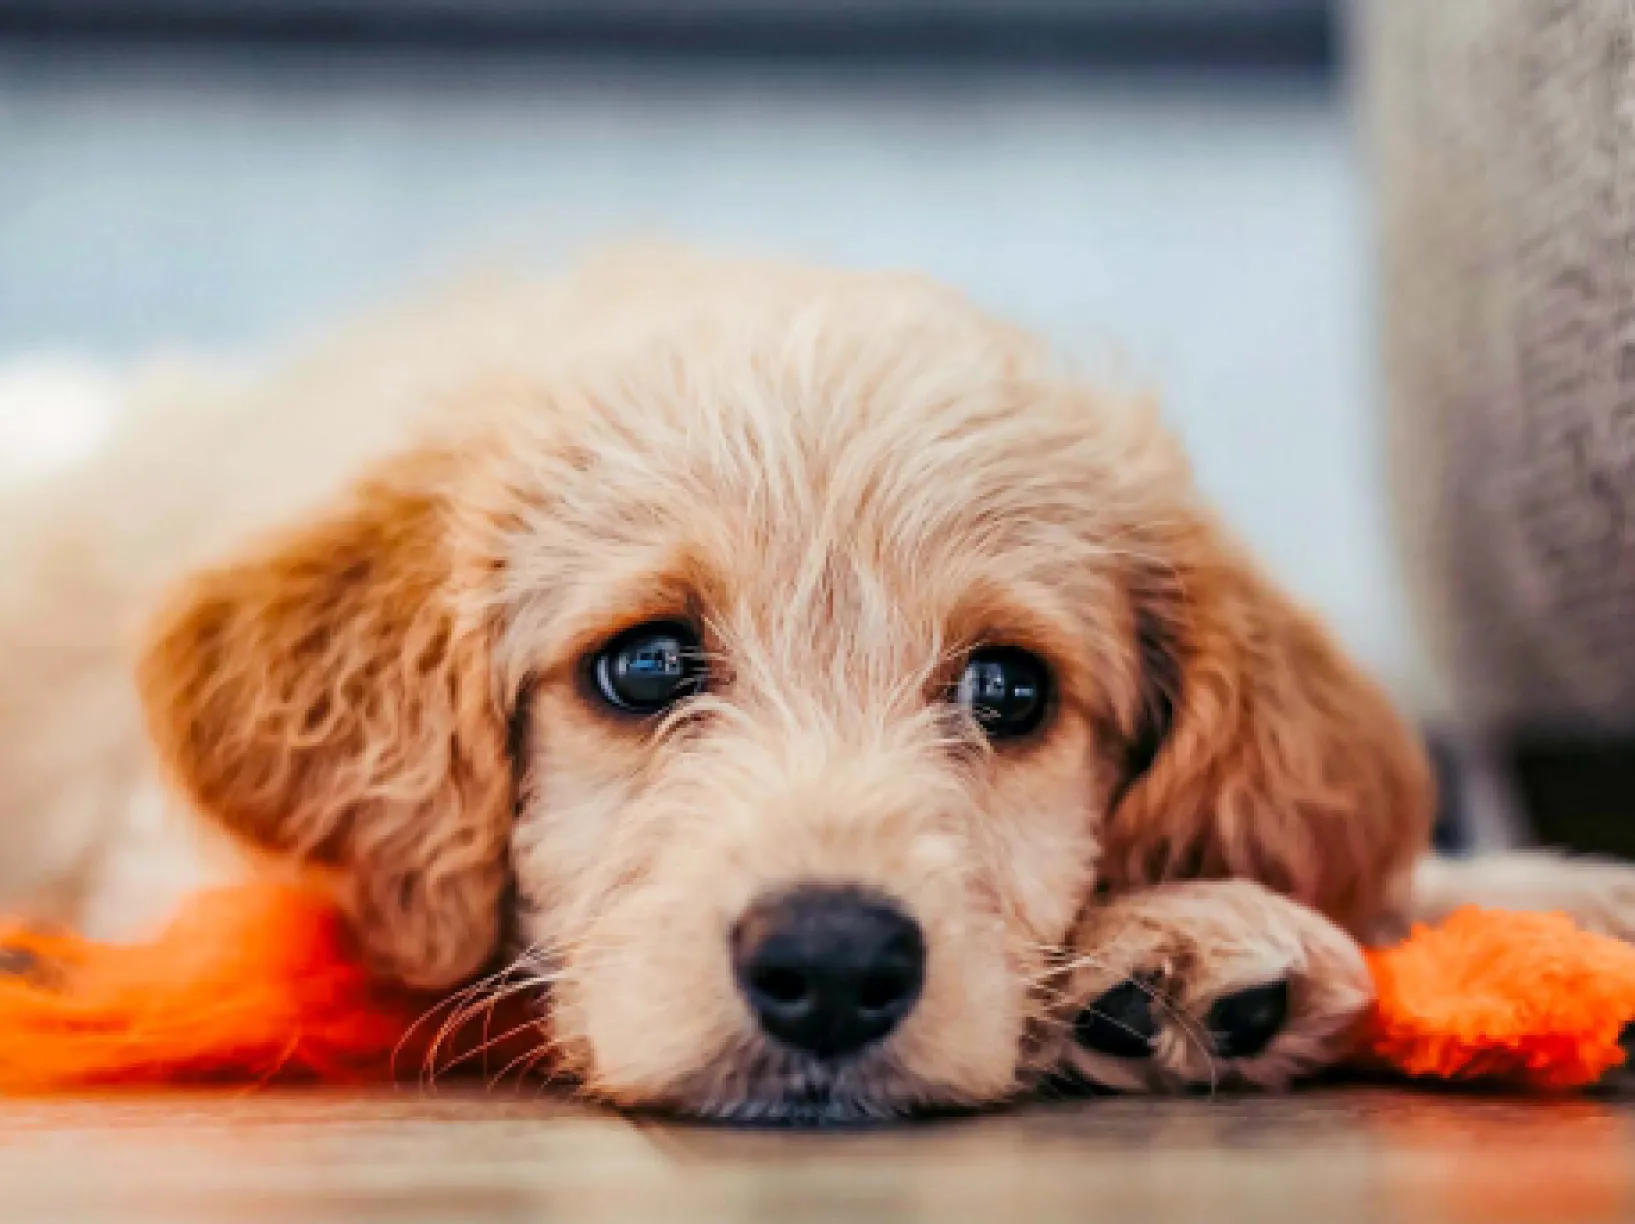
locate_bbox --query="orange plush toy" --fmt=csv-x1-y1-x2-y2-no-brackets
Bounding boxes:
1,884,1634,1094
1362,907,1635,1089
0,884,543,1092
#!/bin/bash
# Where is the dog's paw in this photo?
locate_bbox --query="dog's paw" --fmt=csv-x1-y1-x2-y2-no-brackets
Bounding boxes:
1413,853,1635,945
1040,880,1373,1093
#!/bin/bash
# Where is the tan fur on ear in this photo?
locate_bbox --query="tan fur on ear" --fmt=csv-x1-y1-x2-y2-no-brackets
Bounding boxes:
136,453,511,988
1102,525,1434,937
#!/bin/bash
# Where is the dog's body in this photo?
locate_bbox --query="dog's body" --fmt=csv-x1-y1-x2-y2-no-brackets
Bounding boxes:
4,252,1633,1119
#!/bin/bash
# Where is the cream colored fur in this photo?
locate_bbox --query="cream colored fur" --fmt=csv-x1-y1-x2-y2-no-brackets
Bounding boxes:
2,249,1632,1116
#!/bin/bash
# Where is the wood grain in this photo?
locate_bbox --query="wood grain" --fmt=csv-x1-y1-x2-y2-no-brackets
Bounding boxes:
0,1088,1628,1223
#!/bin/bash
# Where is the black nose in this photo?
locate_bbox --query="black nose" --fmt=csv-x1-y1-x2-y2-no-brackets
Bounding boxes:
733,886,925,1060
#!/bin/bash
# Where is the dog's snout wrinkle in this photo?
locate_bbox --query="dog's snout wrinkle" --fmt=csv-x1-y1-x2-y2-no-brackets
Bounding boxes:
733,885,925,1060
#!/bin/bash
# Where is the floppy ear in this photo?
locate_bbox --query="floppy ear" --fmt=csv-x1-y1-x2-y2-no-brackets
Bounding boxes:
1099,527,1434,937
136,455,512,989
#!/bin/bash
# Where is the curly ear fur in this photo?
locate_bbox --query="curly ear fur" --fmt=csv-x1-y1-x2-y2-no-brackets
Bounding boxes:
1102,525,1434,937
136,453,511,989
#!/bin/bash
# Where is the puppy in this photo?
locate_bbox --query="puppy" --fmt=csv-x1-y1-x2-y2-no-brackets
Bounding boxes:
0,251,1627,1120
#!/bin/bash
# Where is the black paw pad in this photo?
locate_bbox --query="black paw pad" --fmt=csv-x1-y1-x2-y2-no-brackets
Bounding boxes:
1074,979,1159,1058
1206,980,1290,1059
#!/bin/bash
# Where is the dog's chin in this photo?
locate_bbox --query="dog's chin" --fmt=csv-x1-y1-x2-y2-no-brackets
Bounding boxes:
691,1089,900,1128
655,1049,943,1128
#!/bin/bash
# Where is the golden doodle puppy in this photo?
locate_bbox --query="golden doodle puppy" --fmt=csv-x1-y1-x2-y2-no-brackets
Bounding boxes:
4,251,1632,1121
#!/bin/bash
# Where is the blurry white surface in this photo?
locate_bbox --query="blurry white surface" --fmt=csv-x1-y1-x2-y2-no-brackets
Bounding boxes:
0,355,123,487
0,47,1417,701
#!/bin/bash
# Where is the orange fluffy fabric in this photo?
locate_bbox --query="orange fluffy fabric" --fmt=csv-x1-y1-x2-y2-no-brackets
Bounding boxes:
1361,907,1635,1089
1,886,1634,1093
0,884,543,1091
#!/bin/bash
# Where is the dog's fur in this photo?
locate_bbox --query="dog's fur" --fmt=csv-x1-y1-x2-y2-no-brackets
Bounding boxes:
4,251,1634,1118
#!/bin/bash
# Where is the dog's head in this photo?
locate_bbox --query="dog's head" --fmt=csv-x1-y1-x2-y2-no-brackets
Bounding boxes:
137,256,1429,1121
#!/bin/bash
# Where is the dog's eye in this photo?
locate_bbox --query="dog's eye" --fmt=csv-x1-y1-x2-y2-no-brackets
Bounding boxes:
956,647,1050,739
593,622,705,714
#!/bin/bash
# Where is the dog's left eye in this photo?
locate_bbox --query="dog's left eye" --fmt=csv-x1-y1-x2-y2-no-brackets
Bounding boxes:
593,621,705,714
956,647,1050,739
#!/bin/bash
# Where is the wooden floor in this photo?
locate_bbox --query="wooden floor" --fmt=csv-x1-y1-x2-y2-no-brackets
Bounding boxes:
1,1088,1631,1223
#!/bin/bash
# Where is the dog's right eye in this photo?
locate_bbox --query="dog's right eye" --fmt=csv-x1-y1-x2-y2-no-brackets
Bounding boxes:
956,647,1050,740
592,621,705,714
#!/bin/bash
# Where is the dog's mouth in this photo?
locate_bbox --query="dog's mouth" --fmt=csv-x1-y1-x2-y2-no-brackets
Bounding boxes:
666,1049,936,1128
693,1087,892,1128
